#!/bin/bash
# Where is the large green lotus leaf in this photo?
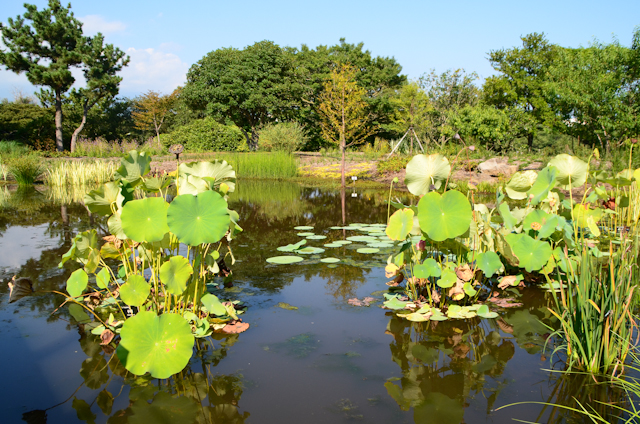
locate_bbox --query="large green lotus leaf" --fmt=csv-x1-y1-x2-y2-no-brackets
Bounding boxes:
505,170,538,200
572,204,603,227
357,247,380,254
177,174,210,195
476,304,499,319
160,256,193,296
116,311,194,379
523,209,557,238
114,150,151,185
121,198,170,243
200,293,227,316
414,392,464,424
179,160,236,192
436,268,457,288
548,154,588,189
277,239,307,252
405,154,451,195
107,209,127,240
418,190,471,242
167,191,230,246
95,267,111,289
414,258,441,278
120,275,150,307
84,182,123,216
527,166,557,205
67,269,88,297
386,208,414,241
475,251,502,277
505,233,552,272
141,177,171,193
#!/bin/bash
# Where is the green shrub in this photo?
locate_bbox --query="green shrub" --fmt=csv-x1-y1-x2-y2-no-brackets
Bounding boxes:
163,118,244,152
258,122,307,153
0,140,32,158
8,155,44,185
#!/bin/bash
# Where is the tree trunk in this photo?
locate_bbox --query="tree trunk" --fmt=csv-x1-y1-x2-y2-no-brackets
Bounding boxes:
70,99,89,153
527,133,534,151
341,143,346,189
55,89,64,152
250,127,259,151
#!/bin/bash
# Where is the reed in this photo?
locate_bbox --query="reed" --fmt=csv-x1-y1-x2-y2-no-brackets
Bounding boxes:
216,152,298,179
44,160,117,186
8,155,45,185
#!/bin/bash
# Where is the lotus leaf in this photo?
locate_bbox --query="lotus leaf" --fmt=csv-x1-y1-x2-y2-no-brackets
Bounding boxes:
386,208,414,241
67,269,88,298
505,170,538,200
167,191,230,246
477,304,498,319
141,177,170,193
475,251,502,277
294,226,314,230
114,150,151,185
498,203,517,230
266,256,305,264
418,190,471,242
297,232,315,237
96,267,110,289
523,209,557,238
160,256,193,296
436,268,457,288
383,297,410,310
572,204,603,228
177,174,210,195
323,243,343,248
405,154,451,195
178,160,236,192
347,235,378,242
200,293,227,315
306,235,327,240
119,275,150,307
505,233,552,272
414,258,441,278
116,311,194,379
447,305,477,319
121,198,170,243
107,210,127,240
527,166,557,205
296,247,325,255
320,258,340,263
357,248,380,254
278,239,307,252
549,154,588,189
84,182,123,216
404,312,429,322
463,282,477,297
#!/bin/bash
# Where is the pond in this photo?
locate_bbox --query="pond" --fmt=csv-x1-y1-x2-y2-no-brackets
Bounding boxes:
0,182,627,424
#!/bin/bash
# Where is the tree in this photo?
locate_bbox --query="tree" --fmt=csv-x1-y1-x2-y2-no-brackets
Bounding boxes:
318,64,377,186
0,0,86,151
418,69,480,147
182,41,303,150
452,104,525,153
132,90,178,145
385,81,432,153
483,33,559,149
548,33,640,153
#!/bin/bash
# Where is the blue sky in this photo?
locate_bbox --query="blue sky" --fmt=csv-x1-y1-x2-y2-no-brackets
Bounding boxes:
1,0,639,101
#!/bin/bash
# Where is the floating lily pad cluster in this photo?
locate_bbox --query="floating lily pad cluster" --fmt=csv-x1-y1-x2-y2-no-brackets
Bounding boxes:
58,151,248,379
266,222,397,267
382,151,633,325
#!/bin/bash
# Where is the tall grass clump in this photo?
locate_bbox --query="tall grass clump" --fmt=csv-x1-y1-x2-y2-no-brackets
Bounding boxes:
0,140,31,158
217,152,298,179
258,122,308,153
548,241,638,375
7,155,45,185
72,137,165,158
44,160,117,186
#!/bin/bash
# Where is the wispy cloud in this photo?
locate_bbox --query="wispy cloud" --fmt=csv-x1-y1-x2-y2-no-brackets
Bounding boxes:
79,15,126,35
119,47,189,95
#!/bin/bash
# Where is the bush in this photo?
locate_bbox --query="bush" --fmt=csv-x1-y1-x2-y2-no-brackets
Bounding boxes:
163,118,244,152
258,122,307,153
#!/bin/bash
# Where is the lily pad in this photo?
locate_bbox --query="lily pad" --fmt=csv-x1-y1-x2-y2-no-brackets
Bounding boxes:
266,256,305,264
119,275,150,307
159,256,193,296
334,240,352,245
121,197,170,243
347,235,378,243
405,154,451,195
167,191,230,246
306,235,327,240
67,269,88,298
475,251,502,278
477,304,498,319
200,293,227,315
386,208,414,241
323,243,343,248
297,232,315,237
294,226,314,230
320,257,340,263
116,311,194,379
418,190,471,242
414,258,441,278
357,248,380,254
296,247,325,255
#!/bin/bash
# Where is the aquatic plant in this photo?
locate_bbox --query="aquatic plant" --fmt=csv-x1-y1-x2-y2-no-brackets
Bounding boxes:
44,160,117,186
7,155,44,185
54,150,246,379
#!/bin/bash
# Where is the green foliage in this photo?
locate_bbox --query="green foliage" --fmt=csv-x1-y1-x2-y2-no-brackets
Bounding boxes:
258,122,308,153
7,154,44,185
452,104,524,153
163,117,244,152
0,103,54,145
218,152,298,179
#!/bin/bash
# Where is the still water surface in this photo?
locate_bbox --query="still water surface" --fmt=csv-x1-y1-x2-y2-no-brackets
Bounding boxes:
0,182,621,423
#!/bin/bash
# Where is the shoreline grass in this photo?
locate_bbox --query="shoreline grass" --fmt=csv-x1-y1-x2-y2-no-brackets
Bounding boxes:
44,160,117,186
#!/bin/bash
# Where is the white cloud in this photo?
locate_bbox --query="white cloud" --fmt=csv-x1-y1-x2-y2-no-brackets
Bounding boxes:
119,47,189,95
79,15,126,35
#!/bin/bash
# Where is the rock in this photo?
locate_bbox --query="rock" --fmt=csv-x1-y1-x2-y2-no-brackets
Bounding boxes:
477,158,518,177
